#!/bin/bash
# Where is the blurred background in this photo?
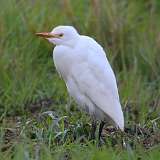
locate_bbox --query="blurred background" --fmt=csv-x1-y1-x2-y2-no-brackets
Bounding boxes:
0,0,160,159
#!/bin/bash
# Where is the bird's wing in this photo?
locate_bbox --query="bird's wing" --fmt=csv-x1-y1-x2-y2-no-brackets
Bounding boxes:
71,37,124,130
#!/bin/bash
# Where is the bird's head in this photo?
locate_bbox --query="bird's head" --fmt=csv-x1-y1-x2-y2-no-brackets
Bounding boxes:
36,26,79,47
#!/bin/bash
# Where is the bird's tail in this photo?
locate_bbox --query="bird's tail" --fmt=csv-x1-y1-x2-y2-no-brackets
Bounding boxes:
114,105,124,131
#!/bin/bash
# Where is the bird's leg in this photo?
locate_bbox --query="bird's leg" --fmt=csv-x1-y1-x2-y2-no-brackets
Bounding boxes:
90,120,97,140
66,96,72,113
67,96,72,108
98,121,105,141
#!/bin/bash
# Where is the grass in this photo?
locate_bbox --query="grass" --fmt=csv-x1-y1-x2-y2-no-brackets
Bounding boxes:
0,0,160,159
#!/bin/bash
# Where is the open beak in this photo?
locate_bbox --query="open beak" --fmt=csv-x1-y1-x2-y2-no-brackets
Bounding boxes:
35,32,61,38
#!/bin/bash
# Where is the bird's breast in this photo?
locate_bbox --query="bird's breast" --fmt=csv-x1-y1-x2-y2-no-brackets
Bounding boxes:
53,46,77,80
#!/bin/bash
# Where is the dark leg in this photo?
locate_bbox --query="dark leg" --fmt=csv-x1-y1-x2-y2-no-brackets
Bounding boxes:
98,121,105,141
90,120,97,140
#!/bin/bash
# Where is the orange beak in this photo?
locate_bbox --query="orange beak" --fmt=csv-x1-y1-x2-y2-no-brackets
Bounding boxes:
35,32,61,38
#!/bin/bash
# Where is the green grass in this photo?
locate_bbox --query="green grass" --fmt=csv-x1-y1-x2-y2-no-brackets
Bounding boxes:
0,0,160,159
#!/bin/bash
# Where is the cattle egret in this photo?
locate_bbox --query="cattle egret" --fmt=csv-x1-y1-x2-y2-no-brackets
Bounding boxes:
36,26,124,139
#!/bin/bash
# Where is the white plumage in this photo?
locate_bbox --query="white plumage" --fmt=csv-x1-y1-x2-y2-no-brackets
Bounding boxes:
36,26,124,131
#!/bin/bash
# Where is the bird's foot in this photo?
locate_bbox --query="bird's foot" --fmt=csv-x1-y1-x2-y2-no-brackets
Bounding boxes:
90,120,97,141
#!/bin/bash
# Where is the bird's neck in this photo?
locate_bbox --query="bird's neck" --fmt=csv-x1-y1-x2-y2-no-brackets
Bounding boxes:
64,36,80,48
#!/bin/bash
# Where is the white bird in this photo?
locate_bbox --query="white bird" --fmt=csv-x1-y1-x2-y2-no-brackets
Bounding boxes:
36,26,124,139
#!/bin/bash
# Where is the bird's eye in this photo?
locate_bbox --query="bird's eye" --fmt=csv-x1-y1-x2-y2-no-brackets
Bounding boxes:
59,33,64,37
